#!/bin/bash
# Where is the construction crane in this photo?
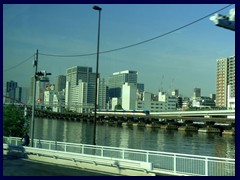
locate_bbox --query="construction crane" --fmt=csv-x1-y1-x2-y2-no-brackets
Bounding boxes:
210,8,235,31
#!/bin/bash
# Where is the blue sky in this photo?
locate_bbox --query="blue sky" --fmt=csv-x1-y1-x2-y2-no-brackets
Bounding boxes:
3,4,235,97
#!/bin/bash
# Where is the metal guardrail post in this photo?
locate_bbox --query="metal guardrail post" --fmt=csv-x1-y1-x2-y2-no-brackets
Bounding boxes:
146,152,149,162
64,144,67,152
122,149,125,159
82,144,84,154
101,146,103,157
173,154,176,173
205,157,208,176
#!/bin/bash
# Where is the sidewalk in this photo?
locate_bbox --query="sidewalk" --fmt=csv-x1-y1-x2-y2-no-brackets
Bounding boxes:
3,155,113,176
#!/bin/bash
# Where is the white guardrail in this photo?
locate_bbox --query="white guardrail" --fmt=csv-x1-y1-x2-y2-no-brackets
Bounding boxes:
3,136,235,176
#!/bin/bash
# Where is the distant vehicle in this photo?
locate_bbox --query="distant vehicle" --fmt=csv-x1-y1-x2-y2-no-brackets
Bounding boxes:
94,109,150,116
193,121,205,125
214,123,230,126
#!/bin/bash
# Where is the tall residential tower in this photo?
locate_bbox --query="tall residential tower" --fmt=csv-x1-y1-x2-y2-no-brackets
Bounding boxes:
216,56,235,108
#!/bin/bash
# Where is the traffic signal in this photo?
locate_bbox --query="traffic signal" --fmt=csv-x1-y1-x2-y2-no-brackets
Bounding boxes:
36,71,44,76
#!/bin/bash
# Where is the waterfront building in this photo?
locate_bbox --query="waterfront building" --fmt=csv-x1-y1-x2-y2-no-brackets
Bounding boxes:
70,80,89,113
55,75,66,92
111,97,119,110
171,89,179,97
98,78,108,110
158,91,177,111
182,97,190,110
65,66,98,112
52,91,65,113
35,77,50,108
227,85,235,110
193,88,201,99
176,96,183,109
191,96,215,108
216,56,235,108
108,70,138,99
137,83,144,93
136,91,176,112
121,83,137,110
44,90,54,110
210,93,216,101
4,80,22,104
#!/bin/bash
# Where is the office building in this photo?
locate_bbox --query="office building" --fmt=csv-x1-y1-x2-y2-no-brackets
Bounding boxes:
4,80,22,104
108,70,138,99
193,88,201,99
55,75,66,92
98,78,107,110
35,77,50,108
65,66,98,111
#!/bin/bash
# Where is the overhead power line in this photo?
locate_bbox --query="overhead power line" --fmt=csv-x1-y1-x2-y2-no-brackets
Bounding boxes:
39,4,233,58
4,54,35,72
4,4,233,72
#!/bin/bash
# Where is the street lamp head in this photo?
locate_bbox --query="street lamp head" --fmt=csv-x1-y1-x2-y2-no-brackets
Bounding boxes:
93,5,102,11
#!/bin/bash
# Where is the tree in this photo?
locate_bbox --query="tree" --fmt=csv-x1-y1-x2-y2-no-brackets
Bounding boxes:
115,104,123,110
3,104,25,137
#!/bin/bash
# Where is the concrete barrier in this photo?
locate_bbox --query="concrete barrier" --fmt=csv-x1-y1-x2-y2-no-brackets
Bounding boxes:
3,144,155,176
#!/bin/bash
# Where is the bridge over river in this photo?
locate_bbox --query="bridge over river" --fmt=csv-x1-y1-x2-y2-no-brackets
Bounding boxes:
29,109,235,134
31,109,235,123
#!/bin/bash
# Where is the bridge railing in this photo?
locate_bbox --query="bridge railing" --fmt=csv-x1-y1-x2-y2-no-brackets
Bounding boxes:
3,136,235,176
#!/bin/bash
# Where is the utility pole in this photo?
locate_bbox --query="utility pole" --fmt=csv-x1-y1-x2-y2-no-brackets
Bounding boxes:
30,49,38,147
93,5,102,146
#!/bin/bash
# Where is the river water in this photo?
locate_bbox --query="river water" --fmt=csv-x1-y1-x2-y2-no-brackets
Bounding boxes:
32,117,235,159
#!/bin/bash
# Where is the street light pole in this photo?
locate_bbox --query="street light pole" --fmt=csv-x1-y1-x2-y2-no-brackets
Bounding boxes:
31,49,38,147
93,5,102,145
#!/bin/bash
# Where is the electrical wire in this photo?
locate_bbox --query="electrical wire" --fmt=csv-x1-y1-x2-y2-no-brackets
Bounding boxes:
39,4,233,58
3,54,35,73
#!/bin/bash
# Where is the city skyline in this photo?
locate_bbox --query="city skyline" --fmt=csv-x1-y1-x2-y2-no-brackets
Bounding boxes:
3,4,235,97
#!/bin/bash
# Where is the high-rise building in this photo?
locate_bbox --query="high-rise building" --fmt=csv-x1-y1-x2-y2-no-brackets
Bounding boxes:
98,78,107,110
36,77,50,108
70,80,88,113
55,75,66,92
66,66,94,86
28,76,34,105
193,88,201,99
216,56,235,107
108,70,138,99
4,80,22,104
65,66,98,111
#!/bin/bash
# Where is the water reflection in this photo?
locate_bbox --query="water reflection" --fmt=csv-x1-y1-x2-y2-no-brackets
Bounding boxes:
33,118,235,158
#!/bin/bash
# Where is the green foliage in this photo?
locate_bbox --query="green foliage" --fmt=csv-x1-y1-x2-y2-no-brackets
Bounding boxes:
115,104,123,110
3,104,25,137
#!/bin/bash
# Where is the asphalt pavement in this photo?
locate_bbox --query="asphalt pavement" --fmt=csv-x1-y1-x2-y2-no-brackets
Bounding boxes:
3,155,113,176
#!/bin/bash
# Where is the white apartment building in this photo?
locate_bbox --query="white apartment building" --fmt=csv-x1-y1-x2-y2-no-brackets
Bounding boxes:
121,83,137,110
44,90,54,109
70,80,89,113
52,91,65,113
227,85,235,110
136,91,176,112
111,97,119,110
